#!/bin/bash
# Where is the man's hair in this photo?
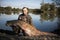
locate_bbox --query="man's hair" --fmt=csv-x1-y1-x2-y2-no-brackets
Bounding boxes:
22,7,29,14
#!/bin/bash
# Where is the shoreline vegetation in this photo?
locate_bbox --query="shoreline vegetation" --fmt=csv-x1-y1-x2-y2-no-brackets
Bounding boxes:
0,3,59,14
0,6,41,13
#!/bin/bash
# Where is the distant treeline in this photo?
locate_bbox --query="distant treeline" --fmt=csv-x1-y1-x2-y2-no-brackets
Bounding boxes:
0,6,21,12
0,3,60,14
0,6,42,14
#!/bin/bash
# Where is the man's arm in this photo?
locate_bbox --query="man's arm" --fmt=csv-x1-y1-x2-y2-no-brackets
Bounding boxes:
28,15,33,25
18,15,22,20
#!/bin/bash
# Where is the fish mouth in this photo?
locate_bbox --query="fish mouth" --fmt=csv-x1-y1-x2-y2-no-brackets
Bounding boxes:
5,20,18,26
5,21,10,26
5,20,24,27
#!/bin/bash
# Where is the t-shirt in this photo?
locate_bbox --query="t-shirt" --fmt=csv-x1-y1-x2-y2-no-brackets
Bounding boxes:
18,14,32,25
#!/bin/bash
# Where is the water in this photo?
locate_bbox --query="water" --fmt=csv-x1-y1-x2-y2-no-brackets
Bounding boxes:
0,12,58,32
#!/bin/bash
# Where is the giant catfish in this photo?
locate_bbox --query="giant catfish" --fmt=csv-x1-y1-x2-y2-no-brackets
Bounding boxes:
6,20,57,37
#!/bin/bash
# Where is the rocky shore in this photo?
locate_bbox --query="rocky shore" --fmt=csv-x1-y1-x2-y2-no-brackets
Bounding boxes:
0,27,60,40
0,30,60,40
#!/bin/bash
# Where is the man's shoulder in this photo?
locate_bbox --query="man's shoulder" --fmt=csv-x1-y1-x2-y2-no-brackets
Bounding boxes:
20,14,24,16
18,14,24,20
28,15,32,19
19,14,24,17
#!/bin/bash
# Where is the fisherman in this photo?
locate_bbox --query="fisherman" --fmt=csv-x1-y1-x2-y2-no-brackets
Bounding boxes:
18,7,32,36
18,7,32,25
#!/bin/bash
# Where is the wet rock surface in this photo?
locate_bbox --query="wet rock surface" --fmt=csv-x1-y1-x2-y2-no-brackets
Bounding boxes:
0,32,60,40
0,29,60,40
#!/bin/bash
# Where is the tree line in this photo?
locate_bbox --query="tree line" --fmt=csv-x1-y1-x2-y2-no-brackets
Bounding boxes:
0,6,21,12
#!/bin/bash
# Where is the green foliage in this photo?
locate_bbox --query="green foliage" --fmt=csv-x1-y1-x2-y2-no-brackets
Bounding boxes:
4,6,12,11
0,6,20,12
12,8,20,11
52,0,60,5
0,7,4,11
41,3,57,13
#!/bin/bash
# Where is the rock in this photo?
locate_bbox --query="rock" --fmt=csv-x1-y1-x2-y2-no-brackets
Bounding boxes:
0,33,60,40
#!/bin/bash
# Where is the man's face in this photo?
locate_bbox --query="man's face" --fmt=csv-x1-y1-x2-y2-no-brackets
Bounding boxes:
23,8,28,15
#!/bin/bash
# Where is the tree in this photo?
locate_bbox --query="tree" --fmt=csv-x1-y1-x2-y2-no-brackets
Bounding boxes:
4,6,12,11
52,0,60,6
12,8,20,12
41,3,56,13
0,7,4,11
41,3,50,11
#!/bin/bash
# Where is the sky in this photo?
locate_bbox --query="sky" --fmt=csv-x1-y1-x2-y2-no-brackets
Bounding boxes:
0,0,52,9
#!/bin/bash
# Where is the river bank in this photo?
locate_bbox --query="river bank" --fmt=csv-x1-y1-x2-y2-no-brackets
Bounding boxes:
0,29,60,40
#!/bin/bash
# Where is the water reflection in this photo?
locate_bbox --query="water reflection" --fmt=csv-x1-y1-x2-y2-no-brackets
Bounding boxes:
0,11,59,34
0,11,20,15
51,14,60,35
40,13,57,22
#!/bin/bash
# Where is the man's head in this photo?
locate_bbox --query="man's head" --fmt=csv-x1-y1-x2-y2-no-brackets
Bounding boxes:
22,7,29,15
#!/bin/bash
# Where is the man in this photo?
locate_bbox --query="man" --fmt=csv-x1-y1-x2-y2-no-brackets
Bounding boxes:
18,7,32,25
18,7,32,36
